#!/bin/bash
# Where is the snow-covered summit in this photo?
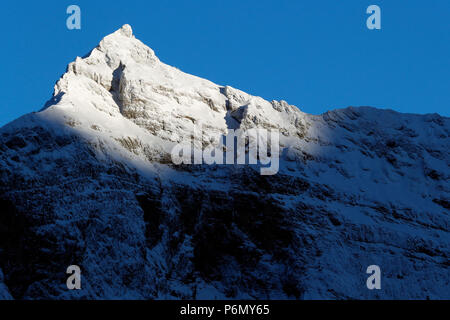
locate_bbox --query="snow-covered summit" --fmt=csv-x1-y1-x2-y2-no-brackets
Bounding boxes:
0,25,448,300
4,24,314,174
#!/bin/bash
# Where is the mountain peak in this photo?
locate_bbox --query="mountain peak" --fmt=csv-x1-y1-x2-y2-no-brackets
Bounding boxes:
117,24,133,38
97,24,157,65
36,25,310,152
104,24,134,40
46,24,160,113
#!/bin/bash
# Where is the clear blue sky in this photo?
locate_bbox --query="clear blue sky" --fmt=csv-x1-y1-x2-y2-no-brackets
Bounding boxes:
1,0,449,126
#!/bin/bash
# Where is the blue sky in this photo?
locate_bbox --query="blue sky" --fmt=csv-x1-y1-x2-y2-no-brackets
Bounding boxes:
1,0,449,126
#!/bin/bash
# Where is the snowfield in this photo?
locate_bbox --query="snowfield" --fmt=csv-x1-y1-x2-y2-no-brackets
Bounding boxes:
0,25,448,300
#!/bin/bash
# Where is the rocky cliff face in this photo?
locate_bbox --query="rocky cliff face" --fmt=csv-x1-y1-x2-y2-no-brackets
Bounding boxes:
0,25,448,299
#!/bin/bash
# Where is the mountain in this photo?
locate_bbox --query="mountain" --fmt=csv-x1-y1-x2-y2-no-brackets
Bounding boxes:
0,25,448,300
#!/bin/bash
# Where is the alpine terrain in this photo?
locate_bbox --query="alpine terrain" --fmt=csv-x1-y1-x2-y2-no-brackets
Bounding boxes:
0,25,448,300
